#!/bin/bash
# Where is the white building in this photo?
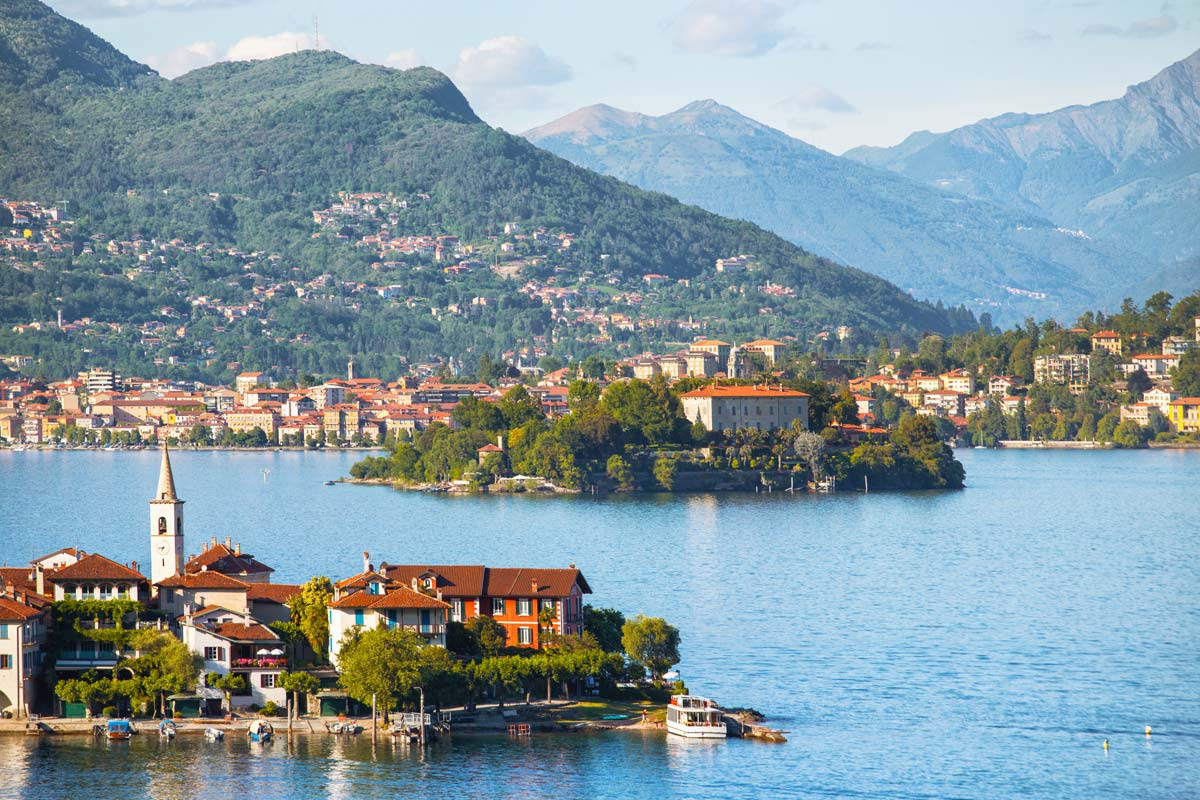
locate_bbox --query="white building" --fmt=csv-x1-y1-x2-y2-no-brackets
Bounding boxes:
149,445,185,587
0,591,47,719
327,570,450,666
180,607,288,710
680,385,810,432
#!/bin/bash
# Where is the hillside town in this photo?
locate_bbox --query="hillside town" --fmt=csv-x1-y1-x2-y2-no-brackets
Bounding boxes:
0,446,597,720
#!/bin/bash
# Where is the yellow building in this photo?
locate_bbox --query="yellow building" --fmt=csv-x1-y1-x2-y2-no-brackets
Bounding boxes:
1167,398,1200,433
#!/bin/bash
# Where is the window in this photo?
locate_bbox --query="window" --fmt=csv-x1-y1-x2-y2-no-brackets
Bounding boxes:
517,599,532,617
369,582,381,595
517,627,532,645
0,655,11,669
260,673,277,688
354,610,364,626
99,584,113,601
0,623,7,639
492,598,505,615
204,646,225,661
117,585,129,598
451,599,463,622
540,599,556,613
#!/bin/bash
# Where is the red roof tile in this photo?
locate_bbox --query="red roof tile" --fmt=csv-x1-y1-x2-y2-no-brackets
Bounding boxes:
0,596,43,621
680,385,809,399
50,554,146,582
246,583,301,604
157,571,249,590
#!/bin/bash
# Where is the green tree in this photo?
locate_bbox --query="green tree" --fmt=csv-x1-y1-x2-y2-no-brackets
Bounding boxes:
567,380,601,414
792,430,825,477
1112,419,1147,448
336,627,422,723
583,606,626,654
1173,349,1200,397
606,454,634,490
621,615,681,682
210,673,246,714
287,576,334,659
653,455,678,490
278,670,319,723
465,614,508,656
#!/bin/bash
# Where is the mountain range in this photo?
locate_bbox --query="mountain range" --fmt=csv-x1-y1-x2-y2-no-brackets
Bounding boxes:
846,48,1200,282
527,50,1200,323
0,0,971,350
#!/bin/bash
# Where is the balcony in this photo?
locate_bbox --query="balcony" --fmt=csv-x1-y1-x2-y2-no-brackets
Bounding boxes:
231,657,287,670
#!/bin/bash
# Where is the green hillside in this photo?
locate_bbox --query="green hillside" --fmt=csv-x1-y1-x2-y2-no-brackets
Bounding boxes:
0,1,975,382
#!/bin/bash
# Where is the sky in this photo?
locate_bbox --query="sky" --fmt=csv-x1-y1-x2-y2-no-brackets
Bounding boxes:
47,0,1199,154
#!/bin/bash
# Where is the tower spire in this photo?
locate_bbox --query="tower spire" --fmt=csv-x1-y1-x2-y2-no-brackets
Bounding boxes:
155,442,178,502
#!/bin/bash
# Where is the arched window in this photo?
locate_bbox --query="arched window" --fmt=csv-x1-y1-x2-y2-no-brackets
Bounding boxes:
158,516,167,534
99,584,113,601
63,583,77,599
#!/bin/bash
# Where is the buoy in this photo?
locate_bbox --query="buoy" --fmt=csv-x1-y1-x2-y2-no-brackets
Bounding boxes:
1145,726,1152,736
1103,738,1109,750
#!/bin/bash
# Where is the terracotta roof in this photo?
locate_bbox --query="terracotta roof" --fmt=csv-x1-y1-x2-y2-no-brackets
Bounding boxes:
363,587,450,610
743,339,785,347
50,554,146,583
1091,330,1120,338
0,596,43,621
485,567,591,597
207,621,280,642
0,567,37,593
691,339,730,347
246,583,301,604
334,570,390,590
185,543,274,576
680,385,810,399
157,571,249,590
380,565,487,597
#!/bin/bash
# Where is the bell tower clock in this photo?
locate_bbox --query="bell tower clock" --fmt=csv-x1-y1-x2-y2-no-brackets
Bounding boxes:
150,443,185,585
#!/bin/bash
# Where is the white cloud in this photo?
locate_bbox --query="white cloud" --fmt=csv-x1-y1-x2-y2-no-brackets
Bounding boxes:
1020,29,1052,43
225,31,326,62
451,36,572,89
613,51,639,71
854,41,891,51
667,0,797,58
1081,15,1178,38
775,87,858,115
145,31,333,78
144,40,220,77
51,0,259,18
384,49,425,70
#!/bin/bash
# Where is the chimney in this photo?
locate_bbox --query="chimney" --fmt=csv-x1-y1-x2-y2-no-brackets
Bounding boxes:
225,536,232,549
35,564,44,596
130,561,138,576
210,536,217,550
363,551,371,574
497,433,505,451
411,578,418,591
234,543,241,556
531,578,539,594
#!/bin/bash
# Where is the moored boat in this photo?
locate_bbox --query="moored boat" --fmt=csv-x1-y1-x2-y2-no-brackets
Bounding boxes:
204,727,225,741
158,719,177,739
106,719,134,740
247,719,274,743
666,695,727,739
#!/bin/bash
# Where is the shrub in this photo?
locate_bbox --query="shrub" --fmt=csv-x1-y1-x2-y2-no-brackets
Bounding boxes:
262,701,280,717
101,706,118,718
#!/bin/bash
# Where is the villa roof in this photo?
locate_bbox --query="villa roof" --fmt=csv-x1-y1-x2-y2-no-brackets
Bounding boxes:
379,565,487,597
0,567,37,593
0,595,43,621
157,570,248,590
334,570,390,590
207,621,280,642
246,583,301,604
185,543,274,576
50,554,146,583
680,385,810,399
485,567,591,597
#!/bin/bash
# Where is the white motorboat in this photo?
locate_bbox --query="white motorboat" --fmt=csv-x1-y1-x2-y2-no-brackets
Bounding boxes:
666,695,727,739
204,727,224,741
158,719,176,739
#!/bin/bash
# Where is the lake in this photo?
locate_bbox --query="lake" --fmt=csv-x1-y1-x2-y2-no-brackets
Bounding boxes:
1,448,1198,799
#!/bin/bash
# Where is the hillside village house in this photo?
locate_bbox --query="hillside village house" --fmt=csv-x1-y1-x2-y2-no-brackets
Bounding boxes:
680,385,810,433
742,339,787,365
1168,398,1200,434
1090,330,1123,355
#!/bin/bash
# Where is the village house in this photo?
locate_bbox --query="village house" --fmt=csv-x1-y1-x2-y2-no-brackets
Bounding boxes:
1167,398,1200,434
179,606,288,710
742,339,787,366
0,588,48,719
1034,354,1091,392
326,567,452,663
679,384,810,433
1131,353,1181,378
376,561,592,650
1090,330,1123,355
988,375,1022,396
184,538,275,584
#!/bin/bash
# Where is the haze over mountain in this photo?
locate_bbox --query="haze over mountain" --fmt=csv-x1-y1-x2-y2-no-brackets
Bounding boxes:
526,100,1155,324
0,0,974,381
846,48,1200,297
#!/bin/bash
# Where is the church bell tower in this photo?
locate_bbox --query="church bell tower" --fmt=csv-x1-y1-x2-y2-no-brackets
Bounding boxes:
150,443,185,585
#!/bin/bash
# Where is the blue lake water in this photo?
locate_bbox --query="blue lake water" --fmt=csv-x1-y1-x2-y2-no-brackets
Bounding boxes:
1,448,1198,799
